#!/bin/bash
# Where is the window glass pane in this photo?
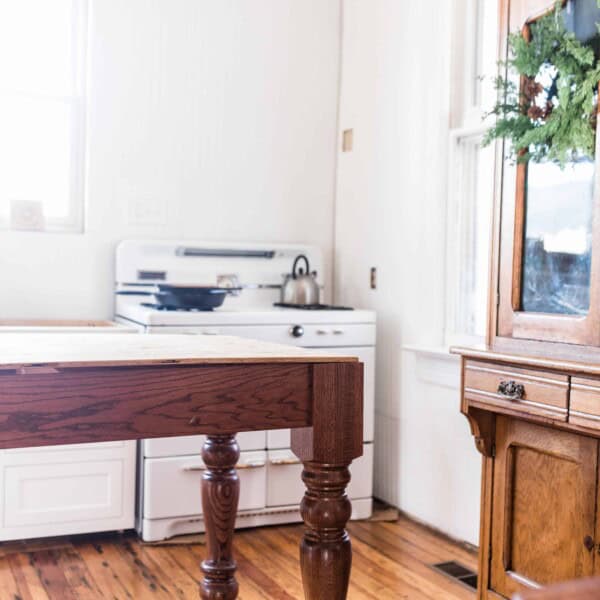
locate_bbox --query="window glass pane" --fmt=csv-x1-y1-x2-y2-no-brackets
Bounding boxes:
521,0,598,315
0,95,72,219
522,160,594,314
0,0,75,97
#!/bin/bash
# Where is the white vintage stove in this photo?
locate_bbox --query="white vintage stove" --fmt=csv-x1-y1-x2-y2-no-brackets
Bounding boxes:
114,239,376,542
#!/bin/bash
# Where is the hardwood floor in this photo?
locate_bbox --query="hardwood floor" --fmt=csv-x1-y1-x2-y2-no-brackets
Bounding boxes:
0,515,477,599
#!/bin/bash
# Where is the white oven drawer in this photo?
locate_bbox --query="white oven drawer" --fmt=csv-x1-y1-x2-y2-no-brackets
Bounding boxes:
149,323,376,347
266,443,373,507
143,451,267,519
0,442,136,540
143,431,266,458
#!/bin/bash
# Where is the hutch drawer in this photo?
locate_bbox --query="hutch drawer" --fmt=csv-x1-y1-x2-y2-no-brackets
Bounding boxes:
569,377,600,431
464,360,568,421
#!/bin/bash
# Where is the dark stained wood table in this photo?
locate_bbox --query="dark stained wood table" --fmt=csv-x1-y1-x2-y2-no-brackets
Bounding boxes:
0,333,364,600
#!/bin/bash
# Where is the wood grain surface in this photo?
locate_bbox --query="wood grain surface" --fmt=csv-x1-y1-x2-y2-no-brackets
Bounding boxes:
291,363,364,599
514,577,600,600
292,362,363,464
200,435,240,600
452,345,600,378
0,514,479,599
0,363,313,449
490,418,597,597
0,333,357,370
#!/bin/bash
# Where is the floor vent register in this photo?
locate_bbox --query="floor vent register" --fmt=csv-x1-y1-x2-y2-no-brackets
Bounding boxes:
431,561,478,590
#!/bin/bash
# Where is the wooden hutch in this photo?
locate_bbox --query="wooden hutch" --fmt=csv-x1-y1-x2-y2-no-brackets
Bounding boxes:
454,0,600,598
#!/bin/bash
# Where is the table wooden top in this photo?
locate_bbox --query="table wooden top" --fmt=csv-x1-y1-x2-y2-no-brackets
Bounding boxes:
0,333,357,370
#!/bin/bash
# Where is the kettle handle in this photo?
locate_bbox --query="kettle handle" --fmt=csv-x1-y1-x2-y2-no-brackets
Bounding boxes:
292,254,310,278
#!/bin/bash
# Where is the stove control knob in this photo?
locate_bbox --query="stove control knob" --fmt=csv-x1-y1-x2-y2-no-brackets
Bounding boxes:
290,325,304,338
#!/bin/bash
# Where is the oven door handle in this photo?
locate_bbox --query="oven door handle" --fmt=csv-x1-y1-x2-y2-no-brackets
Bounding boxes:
182,460,265,472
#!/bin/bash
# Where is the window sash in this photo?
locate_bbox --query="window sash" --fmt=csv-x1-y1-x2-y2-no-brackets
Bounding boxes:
445,128,494,346
0,0,87,233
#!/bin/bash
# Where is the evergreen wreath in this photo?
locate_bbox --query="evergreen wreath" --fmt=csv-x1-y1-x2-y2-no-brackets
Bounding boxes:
483,0,600,166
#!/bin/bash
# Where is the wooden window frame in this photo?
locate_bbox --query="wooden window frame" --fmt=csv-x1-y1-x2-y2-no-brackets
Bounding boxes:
496,0,600,346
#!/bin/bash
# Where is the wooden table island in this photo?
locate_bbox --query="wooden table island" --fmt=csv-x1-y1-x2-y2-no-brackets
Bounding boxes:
0,333,364,600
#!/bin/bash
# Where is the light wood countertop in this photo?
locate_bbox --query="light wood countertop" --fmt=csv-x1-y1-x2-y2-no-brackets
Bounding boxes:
0,333,357,370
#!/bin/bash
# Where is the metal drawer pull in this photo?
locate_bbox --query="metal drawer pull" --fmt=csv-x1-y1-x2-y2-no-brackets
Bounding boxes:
183,460,265,472
497,380,525,400
316,330,328,335
333,329,344,335
269,457,301,466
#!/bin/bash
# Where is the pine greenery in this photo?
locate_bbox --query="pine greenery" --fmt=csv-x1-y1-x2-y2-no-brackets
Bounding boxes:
483,1,600,166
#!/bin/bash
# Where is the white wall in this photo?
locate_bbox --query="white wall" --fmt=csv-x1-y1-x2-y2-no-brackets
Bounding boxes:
334,0,481,545
0,0,341,319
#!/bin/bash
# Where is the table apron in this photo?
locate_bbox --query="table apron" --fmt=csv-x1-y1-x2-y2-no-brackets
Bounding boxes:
0,363,313,449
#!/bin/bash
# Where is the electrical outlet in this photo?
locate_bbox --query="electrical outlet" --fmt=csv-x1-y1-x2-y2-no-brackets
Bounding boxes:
370,267,377,289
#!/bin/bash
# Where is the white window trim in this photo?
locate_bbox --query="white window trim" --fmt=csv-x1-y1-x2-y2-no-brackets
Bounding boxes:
444,0,498,347
0,0,88,234
444,125,491,347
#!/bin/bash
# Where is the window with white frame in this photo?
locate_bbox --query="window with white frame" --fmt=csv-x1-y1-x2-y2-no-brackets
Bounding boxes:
0,0,87,233
445,0,499,345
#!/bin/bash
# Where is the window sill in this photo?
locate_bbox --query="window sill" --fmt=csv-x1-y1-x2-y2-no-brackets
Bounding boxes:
402,345,460,389
402,345,459,360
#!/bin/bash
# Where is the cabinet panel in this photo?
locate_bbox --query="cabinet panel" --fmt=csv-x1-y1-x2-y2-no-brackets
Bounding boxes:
570,377,600,431
490,418,597,597
464,360,568,421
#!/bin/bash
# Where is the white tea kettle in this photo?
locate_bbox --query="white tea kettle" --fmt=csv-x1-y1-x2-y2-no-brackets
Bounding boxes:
280,254,320,305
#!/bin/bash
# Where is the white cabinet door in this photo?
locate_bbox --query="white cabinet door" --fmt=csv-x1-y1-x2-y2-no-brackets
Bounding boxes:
0,441,136,540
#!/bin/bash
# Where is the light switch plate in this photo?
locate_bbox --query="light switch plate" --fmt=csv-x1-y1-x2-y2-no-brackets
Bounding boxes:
342,129,354,152
128,196,167,226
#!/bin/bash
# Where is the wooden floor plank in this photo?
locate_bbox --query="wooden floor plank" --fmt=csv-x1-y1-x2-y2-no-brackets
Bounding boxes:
350,522,475,600
0,557,22,600
7,552,51,600
351,527,470,600
76,542,133,599
0,516,477,599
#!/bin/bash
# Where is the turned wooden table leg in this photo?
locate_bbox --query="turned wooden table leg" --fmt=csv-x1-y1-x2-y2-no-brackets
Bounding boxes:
291,361,364,600
200,434,240,600
298,462,353,600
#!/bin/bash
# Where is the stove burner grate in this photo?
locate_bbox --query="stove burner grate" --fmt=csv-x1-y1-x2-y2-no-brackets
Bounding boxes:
141,303,214,312
273,303,354,311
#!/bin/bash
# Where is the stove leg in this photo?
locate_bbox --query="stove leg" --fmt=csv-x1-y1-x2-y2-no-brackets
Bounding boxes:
200,434,240,600
299,462,353,600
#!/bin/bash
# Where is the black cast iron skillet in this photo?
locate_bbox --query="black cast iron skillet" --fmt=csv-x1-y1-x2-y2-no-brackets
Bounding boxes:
116,285,240,310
